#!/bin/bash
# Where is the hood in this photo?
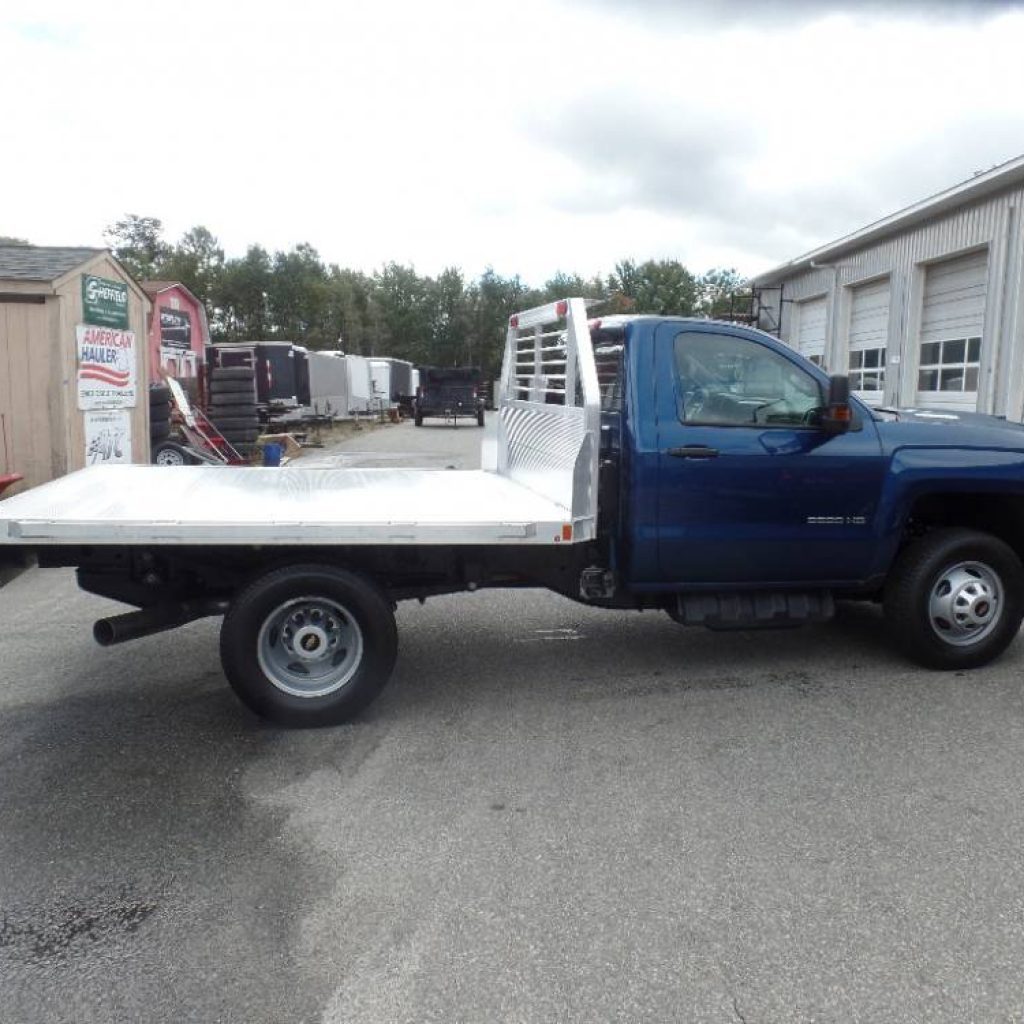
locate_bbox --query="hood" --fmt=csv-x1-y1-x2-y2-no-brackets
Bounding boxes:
869,405,1024,450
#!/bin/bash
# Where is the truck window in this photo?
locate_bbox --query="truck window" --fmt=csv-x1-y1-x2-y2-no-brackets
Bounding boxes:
674,331,823,427
593,342,624,413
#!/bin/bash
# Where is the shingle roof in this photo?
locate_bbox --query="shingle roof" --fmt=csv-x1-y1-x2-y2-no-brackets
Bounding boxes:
0,245,104,282
140,280,178,297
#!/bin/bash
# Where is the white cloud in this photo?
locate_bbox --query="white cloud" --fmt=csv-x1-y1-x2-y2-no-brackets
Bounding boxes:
2,0,1024,283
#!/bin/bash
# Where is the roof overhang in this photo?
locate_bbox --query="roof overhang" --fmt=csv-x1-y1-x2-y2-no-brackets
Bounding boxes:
750,152,1024,287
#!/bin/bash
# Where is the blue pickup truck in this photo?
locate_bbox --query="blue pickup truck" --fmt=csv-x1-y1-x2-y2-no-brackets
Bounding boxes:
2,297,1022,726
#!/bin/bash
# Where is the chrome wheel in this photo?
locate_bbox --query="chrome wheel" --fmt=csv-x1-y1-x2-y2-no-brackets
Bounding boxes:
257,596,364,698
155,447,186,466
928,561,1003,647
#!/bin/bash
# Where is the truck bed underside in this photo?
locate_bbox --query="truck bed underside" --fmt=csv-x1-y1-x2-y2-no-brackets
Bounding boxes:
0,465,577,546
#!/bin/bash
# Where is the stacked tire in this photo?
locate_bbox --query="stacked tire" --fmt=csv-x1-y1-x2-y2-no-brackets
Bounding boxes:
149,384,172,446
208,367,260,450
150,383,193,465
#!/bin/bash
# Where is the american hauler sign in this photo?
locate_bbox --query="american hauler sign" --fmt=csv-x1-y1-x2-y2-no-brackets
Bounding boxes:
76,325,137,410
81,274,129,329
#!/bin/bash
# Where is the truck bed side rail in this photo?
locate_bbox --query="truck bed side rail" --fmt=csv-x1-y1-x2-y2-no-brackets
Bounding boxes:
496,298,601,539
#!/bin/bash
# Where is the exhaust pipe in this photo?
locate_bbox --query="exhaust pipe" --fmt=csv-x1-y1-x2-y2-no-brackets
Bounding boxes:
93,599,229,647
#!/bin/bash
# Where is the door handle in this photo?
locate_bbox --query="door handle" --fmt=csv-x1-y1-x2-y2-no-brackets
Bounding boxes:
666,445,719,459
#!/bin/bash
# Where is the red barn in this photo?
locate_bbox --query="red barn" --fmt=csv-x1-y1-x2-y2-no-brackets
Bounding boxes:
142,281,210,383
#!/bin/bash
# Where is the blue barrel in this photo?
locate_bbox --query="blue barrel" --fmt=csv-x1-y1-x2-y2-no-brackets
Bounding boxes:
262,442,283,467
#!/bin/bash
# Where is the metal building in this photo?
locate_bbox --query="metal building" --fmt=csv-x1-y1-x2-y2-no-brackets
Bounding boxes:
751,153,1024,418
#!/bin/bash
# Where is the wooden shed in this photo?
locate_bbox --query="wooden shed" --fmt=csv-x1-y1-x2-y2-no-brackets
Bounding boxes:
0,246,151,496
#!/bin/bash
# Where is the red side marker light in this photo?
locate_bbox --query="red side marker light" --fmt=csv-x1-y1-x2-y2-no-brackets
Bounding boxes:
555,300,568,317
509,315,519,328
561,523,573,541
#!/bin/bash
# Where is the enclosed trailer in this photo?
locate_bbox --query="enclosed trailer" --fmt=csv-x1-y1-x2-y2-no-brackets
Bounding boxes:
344,354,373,414
305,350,349,419
255,342,299,408
387,359,414,403
369,359,392,407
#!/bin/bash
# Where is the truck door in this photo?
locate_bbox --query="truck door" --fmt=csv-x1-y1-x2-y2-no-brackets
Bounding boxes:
654,323,886,585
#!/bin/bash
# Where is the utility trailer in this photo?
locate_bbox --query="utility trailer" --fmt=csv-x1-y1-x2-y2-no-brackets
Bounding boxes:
0,299,601,725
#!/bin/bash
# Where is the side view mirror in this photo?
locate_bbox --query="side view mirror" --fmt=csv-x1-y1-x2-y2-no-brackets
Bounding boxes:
821,374,852,435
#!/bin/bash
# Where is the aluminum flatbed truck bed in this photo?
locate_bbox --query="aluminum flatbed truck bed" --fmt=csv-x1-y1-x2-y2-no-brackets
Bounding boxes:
0,463,580,546
0,299,603,727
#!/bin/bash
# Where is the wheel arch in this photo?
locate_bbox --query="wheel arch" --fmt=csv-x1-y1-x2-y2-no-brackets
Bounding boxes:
900,491,1024,568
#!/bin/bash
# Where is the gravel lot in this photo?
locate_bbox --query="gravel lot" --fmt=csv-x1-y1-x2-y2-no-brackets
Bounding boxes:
3,420,1024,1023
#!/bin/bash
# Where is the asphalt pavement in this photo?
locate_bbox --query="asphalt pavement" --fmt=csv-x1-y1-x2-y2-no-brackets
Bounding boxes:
3,420,1024,1023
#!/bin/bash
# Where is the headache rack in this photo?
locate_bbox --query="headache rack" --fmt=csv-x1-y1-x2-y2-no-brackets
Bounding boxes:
496,298,602,539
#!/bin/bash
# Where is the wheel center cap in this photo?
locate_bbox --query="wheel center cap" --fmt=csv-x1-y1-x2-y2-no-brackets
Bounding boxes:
293,626,328,660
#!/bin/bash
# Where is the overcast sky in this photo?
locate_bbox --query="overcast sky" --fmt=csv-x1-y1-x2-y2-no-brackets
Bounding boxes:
3,0,1024,284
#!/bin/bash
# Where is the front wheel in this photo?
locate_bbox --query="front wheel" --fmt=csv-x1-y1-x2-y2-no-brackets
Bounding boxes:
884,528,1024,669
220,565,398,726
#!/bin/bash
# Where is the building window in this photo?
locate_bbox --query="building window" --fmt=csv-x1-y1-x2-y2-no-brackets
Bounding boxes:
849,347,885,392
917,337,980,392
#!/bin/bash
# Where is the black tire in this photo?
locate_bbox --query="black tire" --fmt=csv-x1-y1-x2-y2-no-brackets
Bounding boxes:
208,390,257,407
210,367,255,382
210,379,256,396
149,384,171,405
150,421,172,442
477,409,485,427
152,442,191,466
213,415,260,430
884,528,1024,669
220,565,398,726
208,404,259,420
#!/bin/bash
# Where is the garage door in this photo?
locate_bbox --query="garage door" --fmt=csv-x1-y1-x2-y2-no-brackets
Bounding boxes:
848,278,890,404
915,249,988,410
794,296,826,366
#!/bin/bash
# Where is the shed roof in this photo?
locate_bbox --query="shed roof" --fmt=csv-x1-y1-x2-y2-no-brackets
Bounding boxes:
141,280,181,297
751,152,1024,287
0,245,105,281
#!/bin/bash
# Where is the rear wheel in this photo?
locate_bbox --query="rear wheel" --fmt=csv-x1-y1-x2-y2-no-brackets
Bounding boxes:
152,441,191,466
220,565,398,726
884,528,1024,669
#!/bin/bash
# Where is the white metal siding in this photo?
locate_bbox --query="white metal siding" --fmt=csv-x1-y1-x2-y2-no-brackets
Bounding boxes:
795,296,826,366
915,250,988,410
765,183,1024,418
848,278,890,402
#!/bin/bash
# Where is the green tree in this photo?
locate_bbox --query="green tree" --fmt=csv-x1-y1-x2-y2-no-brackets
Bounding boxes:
372,263,433,363
698,267,747,319
427,267,471,366
103,214,170,280
266,243,329,343
607,258,698,316
0,235,29,245
212,244,272,341
161,226,225,307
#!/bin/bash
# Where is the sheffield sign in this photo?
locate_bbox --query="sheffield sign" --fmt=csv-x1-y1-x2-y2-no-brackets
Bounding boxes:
82,273,129,329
